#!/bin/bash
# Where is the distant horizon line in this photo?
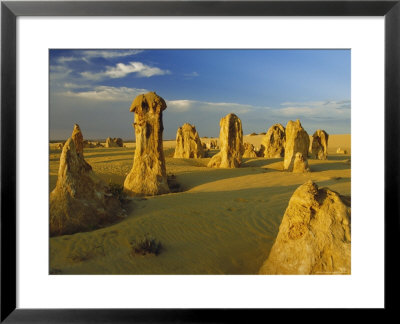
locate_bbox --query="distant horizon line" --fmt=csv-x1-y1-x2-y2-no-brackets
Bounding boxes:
49,133,351,143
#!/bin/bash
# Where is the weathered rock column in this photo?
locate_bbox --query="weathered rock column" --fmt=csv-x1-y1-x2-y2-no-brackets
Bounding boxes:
292,152,310,173
311,129,329,160
50,124,125,236
71,124,84,156
173,123,205,158
106,137,124,148
283,120,310,171
259,181,351,274
207,113,244,168
242,142,258,158
260,123,286,158
123,92,170,196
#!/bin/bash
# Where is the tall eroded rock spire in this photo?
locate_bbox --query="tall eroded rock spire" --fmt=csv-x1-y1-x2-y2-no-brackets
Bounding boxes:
123,92,170,196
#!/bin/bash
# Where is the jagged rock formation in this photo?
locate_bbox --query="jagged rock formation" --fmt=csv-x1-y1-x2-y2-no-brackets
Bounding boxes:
283,120,310,171
336,147,347,154
242,142,258,158
106,137,124,148
56,142,65,150
83,140,96,148
123,92,170,196
260,124,286,158
311,129,329,160
254,146,262,157
292,152,310,173
71,124,84,155
50,125,125,237
201,143,209,157
207,113,244,168
259,181,351,275
173,123,205,158
206,139,218,149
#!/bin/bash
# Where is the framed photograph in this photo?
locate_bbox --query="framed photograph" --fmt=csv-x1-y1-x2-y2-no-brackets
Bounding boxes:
1,0,398,321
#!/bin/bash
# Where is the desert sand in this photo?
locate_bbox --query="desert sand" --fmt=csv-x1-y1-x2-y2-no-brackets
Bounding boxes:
49,134,350,274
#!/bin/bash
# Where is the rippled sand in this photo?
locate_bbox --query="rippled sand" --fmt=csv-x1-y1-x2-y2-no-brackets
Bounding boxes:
49,134,350,274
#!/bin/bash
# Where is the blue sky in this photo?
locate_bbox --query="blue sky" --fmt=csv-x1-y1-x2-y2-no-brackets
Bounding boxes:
50,49,350,140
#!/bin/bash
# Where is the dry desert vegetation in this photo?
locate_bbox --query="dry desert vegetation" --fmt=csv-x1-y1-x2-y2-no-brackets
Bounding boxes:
49,92,351,275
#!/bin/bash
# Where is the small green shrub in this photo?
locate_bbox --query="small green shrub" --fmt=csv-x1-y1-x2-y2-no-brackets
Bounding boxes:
130,234,163,256
249,132,257,136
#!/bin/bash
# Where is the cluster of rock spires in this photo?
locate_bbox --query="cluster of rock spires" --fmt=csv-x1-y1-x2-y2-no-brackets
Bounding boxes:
51,91,342,241
259,180,351,274
49,124,126,237
106,137,124,148
84,140,104,148
256,121,330,172
57,140,104,150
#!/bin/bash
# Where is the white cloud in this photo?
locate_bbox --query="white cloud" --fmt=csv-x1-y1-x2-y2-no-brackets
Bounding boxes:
80,71,104,81
80,61,170,80
63,83,90,89
62,86,148,102
167,100,196,112
164,98,350,135
184,71,199,77
166,99,255,115
279,107,315,116
56,50,143,64
57,56,78,64
276,100,351,118
49,65,72,81
82,49,143,59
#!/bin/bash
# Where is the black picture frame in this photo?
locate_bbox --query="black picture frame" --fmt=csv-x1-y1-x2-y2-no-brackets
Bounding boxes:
1,0,398,322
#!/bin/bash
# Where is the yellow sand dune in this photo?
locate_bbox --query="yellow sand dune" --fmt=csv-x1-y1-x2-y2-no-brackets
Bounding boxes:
49,135,350,274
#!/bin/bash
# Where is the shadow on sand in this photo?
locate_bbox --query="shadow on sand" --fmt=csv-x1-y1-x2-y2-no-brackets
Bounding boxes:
326,155,351,161
241,157,282,168
309,162,350,172
176,167,274,191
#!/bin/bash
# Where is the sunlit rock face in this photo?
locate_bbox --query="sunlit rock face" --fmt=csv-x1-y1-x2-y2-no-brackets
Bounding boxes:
123,92,170,196
311,129,329,160
292,152,310,173
206,140,218,149
50,125,125,237
207,113,244,168
106,137,124,148
259,181,351,275
260,123,286,158
242,142,258,158
283,120,310,171
173,123,205,158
